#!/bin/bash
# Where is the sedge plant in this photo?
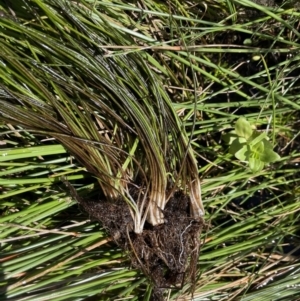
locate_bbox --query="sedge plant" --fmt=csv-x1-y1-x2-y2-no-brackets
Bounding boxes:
0,0,204,295
0,0,204,232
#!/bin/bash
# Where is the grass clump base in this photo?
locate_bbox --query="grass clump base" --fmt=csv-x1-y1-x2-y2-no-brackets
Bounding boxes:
75,185,203,300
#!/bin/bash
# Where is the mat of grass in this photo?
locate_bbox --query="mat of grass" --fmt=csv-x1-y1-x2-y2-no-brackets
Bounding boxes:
1,1,300,300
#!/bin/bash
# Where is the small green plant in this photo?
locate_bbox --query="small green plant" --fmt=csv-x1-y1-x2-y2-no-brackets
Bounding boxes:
223,117,280,173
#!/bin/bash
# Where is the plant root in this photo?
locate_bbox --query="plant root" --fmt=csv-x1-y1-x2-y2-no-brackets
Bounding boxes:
79,190,204,300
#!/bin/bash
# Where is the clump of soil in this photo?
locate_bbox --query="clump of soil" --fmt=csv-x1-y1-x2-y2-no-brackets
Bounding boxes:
78,190,203,300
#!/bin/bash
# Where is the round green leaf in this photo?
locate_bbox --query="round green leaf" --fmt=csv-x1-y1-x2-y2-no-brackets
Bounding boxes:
235,145,251,162
243,38,253,45
235,117,253,140
229,137,247,156
249,157,264,173
262,139,274,150
260,148,281,163
251,141,264,158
